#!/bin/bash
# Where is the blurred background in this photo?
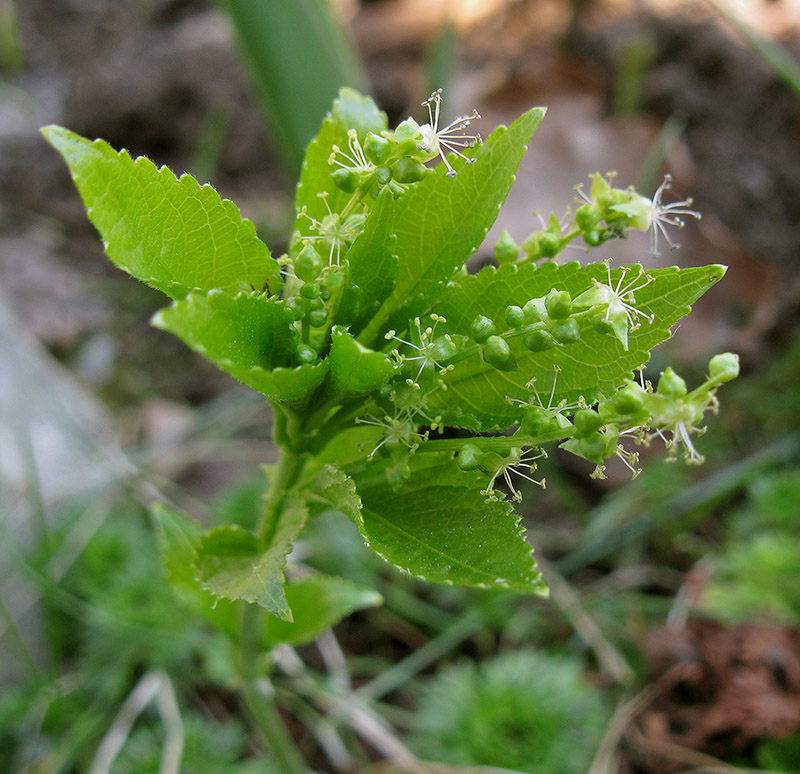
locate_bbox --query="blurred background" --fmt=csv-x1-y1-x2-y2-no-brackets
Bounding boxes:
2,0,800,771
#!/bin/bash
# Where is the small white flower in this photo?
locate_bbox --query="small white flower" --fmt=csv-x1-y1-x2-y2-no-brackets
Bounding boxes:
480,447,546,503
298,193,365,266
418,89,481,178
329,129,375,175
356,407,427,459
385,314,455,386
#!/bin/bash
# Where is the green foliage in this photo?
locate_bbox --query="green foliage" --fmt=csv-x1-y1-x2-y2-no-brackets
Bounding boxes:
44,87,734,633
410,650,608,772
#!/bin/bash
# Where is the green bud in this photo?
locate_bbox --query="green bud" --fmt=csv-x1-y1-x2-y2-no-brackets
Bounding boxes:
611,384,644,415
457,443,482,472
575,203,600,232
495,230,519,265
364,132,391,164
518,405,571,438
545,289,573,320
591,313,615,336
657,367,687,398
573,409,604,438
524,329,558,352
374,165,392,185
523,297,546,323
504,305,525,328
331,167,360,193
295,343,318,365
481,335,517,371
470,314,497,343
285,297,304,321
551,318,581,344
708,352,739,383
294,243,323,282
393,157,428,184
300,281,321,300
583,229,604,247
563,431,614,465
520,232,540,257
538,232,561,259
308,309,328,328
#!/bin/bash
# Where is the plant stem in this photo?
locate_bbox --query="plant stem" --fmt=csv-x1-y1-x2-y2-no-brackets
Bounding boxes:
240,604,307,774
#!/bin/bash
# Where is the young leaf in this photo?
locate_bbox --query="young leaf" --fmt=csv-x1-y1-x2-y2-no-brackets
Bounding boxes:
152,291,327,402
353,455,547,594
41,126,281,299
359,107,546,344
262,575,382,648
328,328,396,397
194,500,308,620
430,262,726,431
311,464,364,525
336,187,398,332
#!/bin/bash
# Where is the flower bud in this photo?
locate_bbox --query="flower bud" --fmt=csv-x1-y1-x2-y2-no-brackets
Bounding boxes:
538,232,560,259
657,367,687,398
374,165,392,185
708,352,739,383
300,280,321,300
518,405,570,438
582,229,604,247
481,335,517,371
573,409,604,438
545,289,573,320
393,157,428,184
504,305,525,328
457,443,482,471
523,329,558,352
610,384,644,415
294,243,323,282
308,309,328,327
523,297,546,323
331,167,360,193
470,314,497,343
364,131,391,164
285,297,304,321
295,343,318,365
551,318,581,344
495,230,519,265
575,203,600,232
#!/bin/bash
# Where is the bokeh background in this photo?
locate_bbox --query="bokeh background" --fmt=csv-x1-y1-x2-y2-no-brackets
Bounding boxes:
2,0,800,771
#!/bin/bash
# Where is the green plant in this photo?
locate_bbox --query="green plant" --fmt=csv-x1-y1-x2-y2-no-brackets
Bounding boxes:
411,649,608,772
42,87,736,769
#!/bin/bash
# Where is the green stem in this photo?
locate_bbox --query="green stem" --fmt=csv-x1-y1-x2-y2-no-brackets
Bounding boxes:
240,604,307,774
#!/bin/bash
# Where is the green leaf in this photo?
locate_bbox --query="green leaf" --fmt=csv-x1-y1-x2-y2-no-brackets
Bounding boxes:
194,501,308,620
354,456,546,594
359,107,546,344
152,291,327,402
262,575,381,648
429,262,725,431
292,90,387,245
311,464,364,525
150,504,238,637
41,126,281,300
337,187,398,333
328,327,395,397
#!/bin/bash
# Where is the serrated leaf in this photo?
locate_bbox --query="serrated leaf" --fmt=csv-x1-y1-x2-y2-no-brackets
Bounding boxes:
428,262,725,431
353,455,546,594
311,464,364,525
152,291,327,402
359,107,546,343
337,187,398,333
328,327,395,397
42,126,281,300
194,501,308,620
331,88,388,140
150,504,238,637
262,575,381,648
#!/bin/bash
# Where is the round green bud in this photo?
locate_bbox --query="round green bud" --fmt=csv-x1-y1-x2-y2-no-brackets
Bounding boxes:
285,297,304,321
331,167,360,193
708,352,740,383
294,243,323,282
551,318,581,344
523,297,546,323
295,343,318,365
504,305,525,328
575,203,600,232
611,384,644,415
573,409,604,438
591,314,615,336
364,132,391,165
524,329,558,352
518,405,568,438
520,232,540,257
457,443,482,472
481,335,517,371
319,284,331,302
300,281,321,300
573,432,613,465
538,232,561,259
374,165,392,185
495,230,519,265
657,367,687,398
470,314,497,343
393,157,428,184
545,289,573,320
308,309,328,328
583,229,604,247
